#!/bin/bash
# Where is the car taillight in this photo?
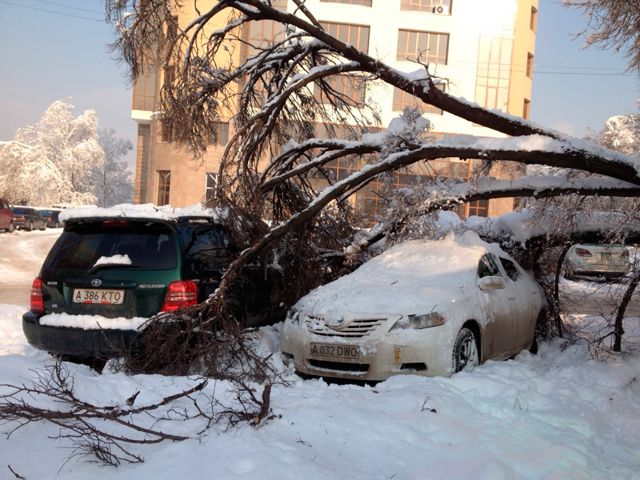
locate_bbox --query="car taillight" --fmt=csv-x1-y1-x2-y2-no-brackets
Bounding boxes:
30,277,45,313
575,248,592,257
160,281,198,312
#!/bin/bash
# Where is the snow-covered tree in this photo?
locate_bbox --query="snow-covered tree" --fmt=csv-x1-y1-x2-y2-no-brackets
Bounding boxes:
598,113,640,155
0,100,105,206
96,128,134,207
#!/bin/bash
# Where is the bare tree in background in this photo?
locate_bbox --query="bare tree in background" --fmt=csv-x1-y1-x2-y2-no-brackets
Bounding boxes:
565,0,640,71
97,128,134,207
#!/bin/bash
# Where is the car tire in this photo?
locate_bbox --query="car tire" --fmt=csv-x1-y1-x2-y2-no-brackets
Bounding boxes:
53,353,107,373
563,265,575,280
7,222,14,233
452,327,479,373
27,221,33,231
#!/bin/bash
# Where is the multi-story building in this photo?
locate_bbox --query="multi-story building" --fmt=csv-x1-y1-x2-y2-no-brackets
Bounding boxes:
131,0,538,218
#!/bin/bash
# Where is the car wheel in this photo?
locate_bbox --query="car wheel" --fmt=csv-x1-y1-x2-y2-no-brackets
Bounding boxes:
53,353,107,373
563,265,575,280
7,222,14,233
27,221,33,231
452,327,479,373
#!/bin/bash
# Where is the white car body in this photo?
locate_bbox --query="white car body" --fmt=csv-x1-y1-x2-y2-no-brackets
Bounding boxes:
280,232,545,381
565,244,630,280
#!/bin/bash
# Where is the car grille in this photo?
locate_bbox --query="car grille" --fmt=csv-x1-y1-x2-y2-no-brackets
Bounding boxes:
305,316,385,338
308,359,369,373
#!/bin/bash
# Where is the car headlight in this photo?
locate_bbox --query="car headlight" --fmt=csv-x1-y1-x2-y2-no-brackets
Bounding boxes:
390,313,446,331
286,308,301,326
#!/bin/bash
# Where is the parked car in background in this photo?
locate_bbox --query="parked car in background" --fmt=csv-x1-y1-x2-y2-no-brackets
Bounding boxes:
37,209,62,228
280,232,545,382
0,198,14,232
22,205,280,365
12,206,46,231
564,244,630,280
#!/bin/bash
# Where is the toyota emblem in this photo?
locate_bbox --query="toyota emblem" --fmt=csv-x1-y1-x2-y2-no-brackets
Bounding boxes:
91,279,102,287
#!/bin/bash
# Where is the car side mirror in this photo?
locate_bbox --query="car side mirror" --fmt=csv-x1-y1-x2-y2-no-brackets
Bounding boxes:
478,276,506,291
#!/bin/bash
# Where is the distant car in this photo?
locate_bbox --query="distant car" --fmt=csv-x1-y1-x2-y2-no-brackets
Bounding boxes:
280,232,545,382
564,243,630,280
0,198,14,232
11,207,46,231
22,206,281,365
36,209,62,228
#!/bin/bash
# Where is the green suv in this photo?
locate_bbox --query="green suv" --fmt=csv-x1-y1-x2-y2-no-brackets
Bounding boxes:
22,213,242,361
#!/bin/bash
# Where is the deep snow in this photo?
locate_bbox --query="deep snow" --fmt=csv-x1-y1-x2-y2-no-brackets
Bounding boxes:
0,232,639,479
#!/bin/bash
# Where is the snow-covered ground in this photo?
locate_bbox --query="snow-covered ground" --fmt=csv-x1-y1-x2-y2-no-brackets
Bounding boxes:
1,232,639,479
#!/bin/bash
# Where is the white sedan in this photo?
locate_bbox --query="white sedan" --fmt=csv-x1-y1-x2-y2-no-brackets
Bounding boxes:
280,231,545,381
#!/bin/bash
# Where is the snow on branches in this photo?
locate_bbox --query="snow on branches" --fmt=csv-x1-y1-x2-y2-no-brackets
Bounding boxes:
106,0,640,323
0,101,105,207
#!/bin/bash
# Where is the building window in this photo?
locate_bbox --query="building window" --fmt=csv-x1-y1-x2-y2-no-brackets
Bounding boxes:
245,1,288,59
319,22,370,53
166,15,178,40
210,122,229,146
468,199,489,217
523,98,531,120
132,65,156,111
159,120,172,143
315,75,366,105
475,36,513,110
397,29,449,64
400,0,452,14
157,170,171,206
530,6,538,31
392,83,445,114
163,65,175,92
320,0,371,5
526,53,534,78
205,172,218,203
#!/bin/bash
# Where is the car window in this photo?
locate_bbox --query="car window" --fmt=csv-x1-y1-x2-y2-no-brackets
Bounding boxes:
477,254,501,278
499,257,520,281
42,223,178,271
183,225,234,275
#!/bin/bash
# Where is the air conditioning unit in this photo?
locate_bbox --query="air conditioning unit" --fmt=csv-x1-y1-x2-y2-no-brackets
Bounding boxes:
432,5,450,15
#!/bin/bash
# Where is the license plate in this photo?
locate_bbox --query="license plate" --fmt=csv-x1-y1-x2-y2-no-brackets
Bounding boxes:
73,288,124,305
309,342,360,360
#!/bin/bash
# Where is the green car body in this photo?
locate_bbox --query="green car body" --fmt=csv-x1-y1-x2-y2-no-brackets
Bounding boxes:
22,215,238,359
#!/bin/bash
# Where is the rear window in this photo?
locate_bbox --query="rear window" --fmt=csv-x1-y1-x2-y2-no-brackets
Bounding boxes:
42,222,178,272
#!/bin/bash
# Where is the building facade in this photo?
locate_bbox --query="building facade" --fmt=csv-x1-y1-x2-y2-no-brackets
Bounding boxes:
131,0,538,218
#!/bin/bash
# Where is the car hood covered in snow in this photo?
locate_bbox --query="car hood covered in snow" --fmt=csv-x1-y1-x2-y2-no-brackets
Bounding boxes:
295,231,498,318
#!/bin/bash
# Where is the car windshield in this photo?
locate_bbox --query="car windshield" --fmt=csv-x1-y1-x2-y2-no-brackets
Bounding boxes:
42,221,177,271
13,208,30,215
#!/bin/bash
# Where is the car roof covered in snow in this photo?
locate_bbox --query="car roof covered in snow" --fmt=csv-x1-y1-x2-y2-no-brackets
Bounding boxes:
59,203,228,224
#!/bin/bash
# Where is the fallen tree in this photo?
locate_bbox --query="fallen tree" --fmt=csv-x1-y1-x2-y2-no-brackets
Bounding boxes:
103,0,640,351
